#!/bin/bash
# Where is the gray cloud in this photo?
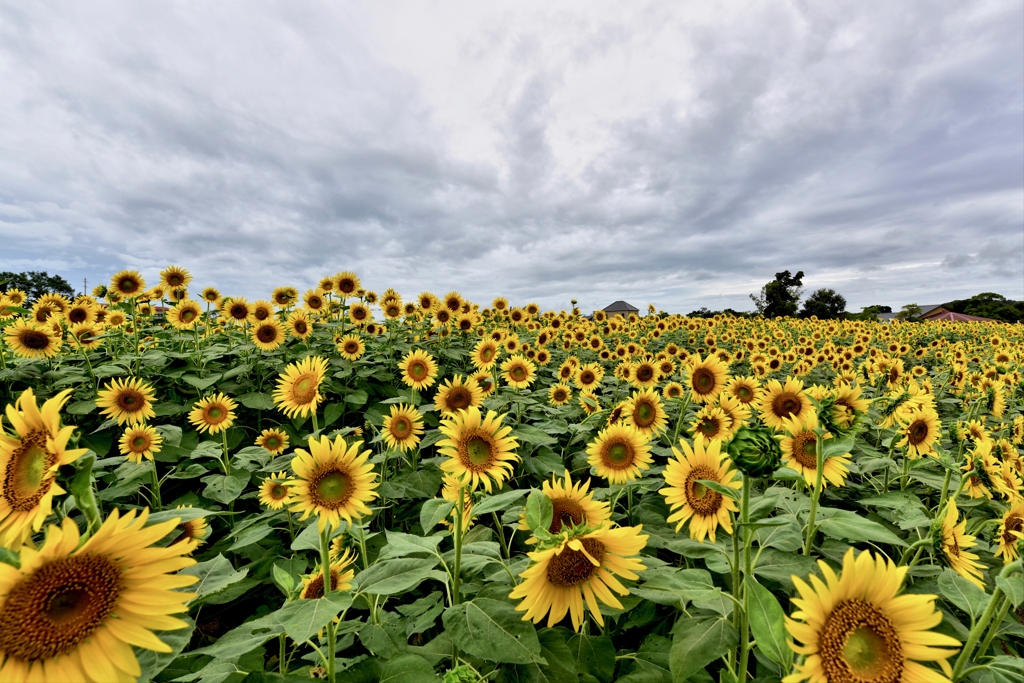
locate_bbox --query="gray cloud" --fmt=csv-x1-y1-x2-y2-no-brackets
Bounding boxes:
0,0,1021,315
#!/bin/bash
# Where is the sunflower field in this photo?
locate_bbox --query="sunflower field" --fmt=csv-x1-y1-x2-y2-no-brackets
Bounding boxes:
0,266,1022,683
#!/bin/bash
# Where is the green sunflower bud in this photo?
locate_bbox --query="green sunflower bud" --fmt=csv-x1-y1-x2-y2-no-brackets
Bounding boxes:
725,424,783,478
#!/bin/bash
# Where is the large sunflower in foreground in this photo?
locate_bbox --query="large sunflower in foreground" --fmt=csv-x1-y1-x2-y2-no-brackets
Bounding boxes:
586,424,652,484
510,524,648,631
273,356,328,419
96,377,157,426
0,509,198,683
433,375,484,415
0,388,88,547
661,437,740,542
382,403,424,452
3,320,62,359
398,349,438,391
437,406,519,493
288,435,379,532
518,470,610,540
758,377,814,431
939,498,986,588
686,354,729,403
785,548,960,683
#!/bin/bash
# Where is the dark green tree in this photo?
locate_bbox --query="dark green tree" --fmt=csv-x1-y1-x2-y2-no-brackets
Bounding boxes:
799,288,847,319
0,271,76,302
942,293,1024,323
750,270,804,318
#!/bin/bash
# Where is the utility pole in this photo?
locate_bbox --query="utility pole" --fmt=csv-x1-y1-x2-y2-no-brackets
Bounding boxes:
83,278,87,297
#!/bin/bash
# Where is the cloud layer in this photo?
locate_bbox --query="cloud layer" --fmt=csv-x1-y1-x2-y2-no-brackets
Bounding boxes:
1,0,1021,313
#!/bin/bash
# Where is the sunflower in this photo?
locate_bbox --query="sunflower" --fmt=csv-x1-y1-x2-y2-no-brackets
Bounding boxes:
686,354,729,403
288,435,379,532
259,472,293,509
725,376,759,405
65,301,97,325
398,349,438,391
784,548,961,683
579,390,602,416
662,381,685,400
631,358,660,389
779,415,851,488
169,505,207,552
0,509,197,683
437,406,519,493
272,286,298,307
334,271,361,296
118,424,163,464
690,405,733,446
994,500,1024,563
896,406,941,459
300,548,358,599
165,299,202,331
548,383,572,406
382,404,424,452
187,393,237,435
200,287,222,307
67,322,104,350
273,356,328,419
518,470,611,539
303,289,327,314
661,437,741,542
574,363,604,391
471,370,496,397
256,428,289,455
109,269,146,298
586,424,652,484
939,498,986,588
501,354,537,389
3,320,61,359
348,302,371,326
223,297,252,324
249,299,275,322
758,377,815,431
337,334,365,361
622,388,668,438
472,339,500,370
3,288,26,306
0,389,88,546
106,310,127,328
96,377,157,426
442,292,463,312
509,524,648,631
251,319,285,351
429,375,480,416
283,309,312,341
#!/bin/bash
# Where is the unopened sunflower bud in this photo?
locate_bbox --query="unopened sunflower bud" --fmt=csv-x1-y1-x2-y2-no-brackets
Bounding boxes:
725,424,782,478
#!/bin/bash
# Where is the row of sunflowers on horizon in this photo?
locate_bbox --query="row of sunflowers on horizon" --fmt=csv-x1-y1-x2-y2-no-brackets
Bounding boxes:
0,265,1021,683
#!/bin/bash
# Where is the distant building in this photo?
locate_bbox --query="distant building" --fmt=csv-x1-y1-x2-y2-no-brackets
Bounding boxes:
601,301,640,317
879,304,994,323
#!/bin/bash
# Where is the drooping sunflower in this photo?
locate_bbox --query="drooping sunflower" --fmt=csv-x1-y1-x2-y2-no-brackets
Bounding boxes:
0,388,88,547
501,354,537,389
758,377,815,431
0,509,197,683
382,403,424,452
300,547,358,599
995,500,1024,563
188,393,237,435
118,424,163,464
109,269,146,298
518,470,611,539
939,498,986,588
251,319,285,351
579,390,602,416
548,383,572,406
896,405,941,459
273,356,329,419
784,548,961,683
686,354,730,403
661,437,741,542
288,435,379,532
471,370,496,397
574,363,605,391
622,388,668,438
779,415,851,488
398,349,438,391
586,424,652,484
510,524,648,631
3,320,61,359
166,299,203,331
337,334,365,361
434,375,484,415
96,377,157,426
259,472,293,509
437,406,519,493
472,339,501,370
256,428,290,455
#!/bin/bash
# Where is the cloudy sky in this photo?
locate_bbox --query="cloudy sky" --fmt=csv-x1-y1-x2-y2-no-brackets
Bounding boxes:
1,0,1021,314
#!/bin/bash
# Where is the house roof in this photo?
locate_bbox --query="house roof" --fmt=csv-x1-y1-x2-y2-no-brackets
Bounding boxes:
603,300,639,312
925,310,994,322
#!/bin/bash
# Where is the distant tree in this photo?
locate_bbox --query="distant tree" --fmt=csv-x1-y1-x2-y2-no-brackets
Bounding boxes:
799,288,847,319
850,305,891,321
895,303,922,321
0,271,76,302
942,292,1024,323
688,307,715,318
750,270,804,318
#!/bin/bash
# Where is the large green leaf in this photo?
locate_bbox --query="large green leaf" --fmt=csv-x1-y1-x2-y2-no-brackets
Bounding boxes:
180,554,248,602
473,488,530,516
419,498,454,532
277,592,351,643
378,653,441,682
746,578,792,669
355,557,440,595
937,569,989,619
135,616,195,682
568,632,616,683
670,617,738,682
442,598,544,664
816,509,907,547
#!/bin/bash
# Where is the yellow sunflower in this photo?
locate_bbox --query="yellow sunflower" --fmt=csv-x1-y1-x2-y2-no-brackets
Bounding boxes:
300,548,358,599
271,286,296,308
249,299,275,322
433,375,484,415
0,509,197,683
398,349,438,391
501,354,537,389
169,505,207,552
273,356,328,419
686,354,730,403
548,383,572,406
579,390,602,416
3,320,61,359
118,424,163,464
586,424,652,484
337,334,365,361
256,472,292,510
248,319,284,351
779,415,851,488
256,428,290,455
437,406,519,493
68,322,105,350
994,500,1024,563
662,382,685,400
784,548,961,683
631,358,660,389
382,404,424,452
334,271,361,297
166,299,203,330
109,269,147,298
287,309,314,340
661,437,741,542
622,388,669,438
471,370,496,397
65,300,98,325
159,264,192,289
509,524,648,631
0,388,88,546
939,498,986,588
574,363,605,391
690,405,733,446
188,393,237,435
518,470,611,539
96,377,157,426
348,302,371,325
896,406,941,458
758,377,815,431
223,297,252,324
288,435,379,532
472,339,500,370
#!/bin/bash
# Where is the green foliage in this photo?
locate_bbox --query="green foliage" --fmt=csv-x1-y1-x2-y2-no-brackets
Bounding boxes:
0,270,76,301
799,287,847,319
750,270,804,318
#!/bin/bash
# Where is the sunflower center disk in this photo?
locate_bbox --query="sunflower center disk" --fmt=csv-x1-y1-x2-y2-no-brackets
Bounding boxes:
132,436,149,449
605,442,633,467
393,418,410,436
511,367,527,381
0,554,122,660
314,470,351,506
692,369,715,394
635,402,655,426
549,498,585,533
464,436,494,467
117,390,142,410
6,433,54,511
773,393,801,418
685,466,724,515
22,331,50,350
447,388,471,410
546,539,606,587
909,422,928,445
291,375,318,404
270,484,287,499
697,418,720,438
821,599,903,683
791,433,819,469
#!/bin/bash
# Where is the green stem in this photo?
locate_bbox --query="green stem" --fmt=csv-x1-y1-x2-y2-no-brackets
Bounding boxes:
492,512,509,560
279,634,287,674
356,524,370,571
318,528,336,683
670,392,691,446
452,486,465,606
150,464,162,511
737,476,752,682
802,431,826,555
73,456,102,534
900,455,910,491
221,429,231,476
973,593,1011,659
311,410,319,436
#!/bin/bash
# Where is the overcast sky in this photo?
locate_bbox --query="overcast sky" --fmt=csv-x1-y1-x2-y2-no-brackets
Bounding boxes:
1,1,1021,314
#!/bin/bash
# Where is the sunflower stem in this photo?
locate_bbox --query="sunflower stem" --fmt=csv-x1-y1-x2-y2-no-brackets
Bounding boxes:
973,592,1011,659
221,429,231,476
736,475,752,682
670,391,691,446
311,410,320,436
452,484,465,606
492,512,509,559
951,583,1005,681
899,453,911,491
318,527,337,683
72,455,102,535
150,463,162,511
802,429,826,555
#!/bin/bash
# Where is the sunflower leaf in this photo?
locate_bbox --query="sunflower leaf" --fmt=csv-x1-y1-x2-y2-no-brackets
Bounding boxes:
355,557,440,595
420,498,455,532
526,488,554,534
938,568,989,619
746,578,792,669
473,488,530,517
442,598,544,664
181,554,249,602
696,479,740,502
669,616,738,682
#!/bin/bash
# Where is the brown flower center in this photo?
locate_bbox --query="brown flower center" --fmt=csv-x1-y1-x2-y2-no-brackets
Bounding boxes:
907,420,929,446
461,434,495,469
692,367,717,395
344,341,360,355
602,439,634,469
256,325,278,343
391,417,411,437
636,365,655,383
203,404,228,425
819,599,903,683
1004,514,1023,544
579,370,596,386
772,392,802,419
790,432,819,469
229,304,248,320
302,569,339,599
3,430,56,511
409,361,427,380
549,497,585,533
290,375,319,405
696,415,722,439
633,400,657,428
546,538,605,587
311,468,352,508
445,387,472,411
293,321,308,334
684,465,724,515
